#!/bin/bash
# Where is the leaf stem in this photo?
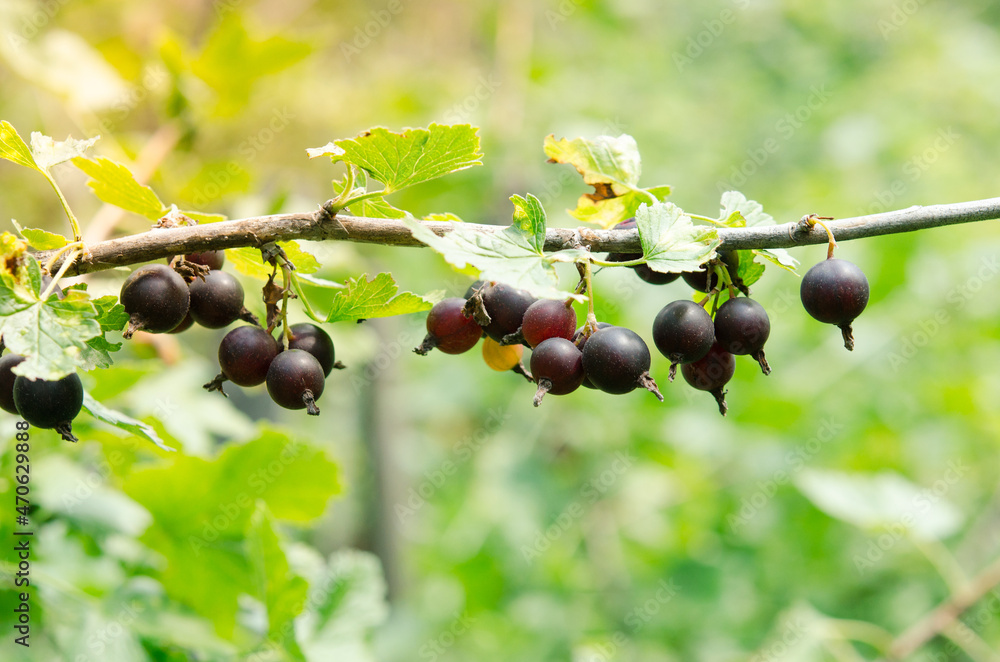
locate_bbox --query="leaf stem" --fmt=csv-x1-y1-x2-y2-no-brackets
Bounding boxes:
42,170,83,242
590,257,645,268
40,247,81,299
689,213,727,226
289,272,322,322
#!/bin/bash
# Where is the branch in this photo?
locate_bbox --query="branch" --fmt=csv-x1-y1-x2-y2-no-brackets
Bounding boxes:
35,196,1000,276
889,556,1000,660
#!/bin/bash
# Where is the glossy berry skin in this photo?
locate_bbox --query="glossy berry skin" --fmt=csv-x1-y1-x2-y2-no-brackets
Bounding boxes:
652,301,715,379
185,250,225,270
581,326,662,399
683,251,740,293
13,372,84,430
288,323,338,375
479,283,536,342
606,218,680,285
0,353,26,414
714,297,771,374
681,343,736,416
520,299,577,348
168,313,194,334
120,264,190,336
530,338,585,405
572,322,612,389
416,298,482,356
800,258,869,350
218,326,279,386
188,270,245,329
266,349,325,414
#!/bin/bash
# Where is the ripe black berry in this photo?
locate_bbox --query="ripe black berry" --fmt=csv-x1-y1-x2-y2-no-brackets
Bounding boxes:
581,326,662,400
516,298,577,348
651,300,715,380
415,298,482,356
606,218,680,285
289,323,341,375
13,372,84,441
188,270,246,329
682,343,736,416
0,353,26,414
682,251,740,293
120,264,190,337
216,326,279,387
266,349,325,415
573,322,612,389
800,258,869,350
169,313,194,334
185,250,225,270
477,283,537,342
529,338,585,406
714,296,771,374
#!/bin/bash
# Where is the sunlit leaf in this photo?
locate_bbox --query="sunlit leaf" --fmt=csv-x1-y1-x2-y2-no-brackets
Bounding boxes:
325,273,437,323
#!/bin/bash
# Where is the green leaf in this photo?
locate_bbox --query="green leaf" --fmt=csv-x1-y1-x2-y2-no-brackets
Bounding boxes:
82,392,173,451
350,195,407,220
736,250,766,287
544,134,670,229
720,191,798,272
247,505,308,660
795,469,965,541
405,195,584,300
325,272,437,323
296,273,344,289
30,132,100,170
424,212,465,222
636,202,720,274
225,242,320,281
11,219,68,250
317,124,483,194
0,121,40,171
72,156,166,220
92,294,129,333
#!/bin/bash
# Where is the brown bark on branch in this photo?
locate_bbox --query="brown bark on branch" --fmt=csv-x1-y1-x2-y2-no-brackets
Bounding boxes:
34,196,1000,276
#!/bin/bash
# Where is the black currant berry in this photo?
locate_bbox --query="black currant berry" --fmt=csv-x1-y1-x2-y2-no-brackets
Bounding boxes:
415,298,483,356
185,250,225,270
651,300,715,381
681,343,736,416
289,323,342,375
214,326,279,387
581,326,662,400
13,372,84,442
682,251,740,293
573,322,612,389
188,270,246,329
266,349,325,415
0,353,26,414
120,264,190,337
515,298,577,348
477,283,537,342
606,218,680,285
464,280,485,299
714,296,771,375
529,337,585,406
169,313,194,334
800,258,869,350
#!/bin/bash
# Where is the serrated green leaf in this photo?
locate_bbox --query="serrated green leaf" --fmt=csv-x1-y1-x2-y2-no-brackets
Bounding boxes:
226,242,320,281
637,202,720,274
736,250,766,287
30,132,99,170
0,121,39,171
405,199,583,300
82,392,173,452
350,195,407,220
92,295,129,332
720,191,798,271
510,194,547,253
72,156,166,220
325,272,436,323
320,124,483,194
11,219,68,250
248,505,308,661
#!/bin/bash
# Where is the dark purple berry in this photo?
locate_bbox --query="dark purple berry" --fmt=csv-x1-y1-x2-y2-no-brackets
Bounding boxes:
714,297,771,374
266,349,325,415
288,323,340,375
185,250,226,270
415,298,482,356
188,270,245,329
120,264,190,337
518,298,577,348
217,326,279,387
464,280,485,299
581,326,662,400
529,338,585,406
168,313,194,334
682,251,740,293
682,343,736,416
573,322,613,389
0,353,26,415
800,258,869,351
13,372,84,441
478,283,536,342
652,300,715,381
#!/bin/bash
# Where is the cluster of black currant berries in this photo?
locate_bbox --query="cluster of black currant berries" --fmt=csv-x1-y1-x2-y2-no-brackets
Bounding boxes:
118,250,342,416
414,240,869,415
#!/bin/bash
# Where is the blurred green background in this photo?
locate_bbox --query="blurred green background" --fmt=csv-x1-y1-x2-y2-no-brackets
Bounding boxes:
1,0,1000,660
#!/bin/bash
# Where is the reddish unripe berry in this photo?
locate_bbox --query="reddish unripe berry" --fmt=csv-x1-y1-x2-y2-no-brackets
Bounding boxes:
530,338,585,406
521,299,577,348
415,298,482,355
